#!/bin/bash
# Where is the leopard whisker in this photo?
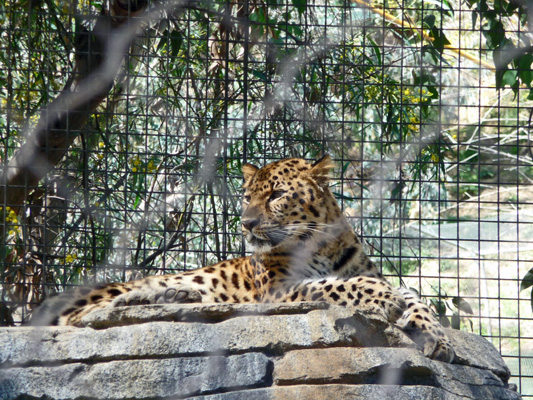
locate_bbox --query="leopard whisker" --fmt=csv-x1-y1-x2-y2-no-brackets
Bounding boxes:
281,225,342,241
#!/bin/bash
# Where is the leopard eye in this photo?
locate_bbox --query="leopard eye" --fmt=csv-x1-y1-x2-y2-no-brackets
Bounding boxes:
268,190,286,202
243,195,251,203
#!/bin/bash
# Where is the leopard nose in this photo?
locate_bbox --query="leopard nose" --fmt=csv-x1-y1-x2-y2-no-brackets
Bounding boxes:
242,218,260,231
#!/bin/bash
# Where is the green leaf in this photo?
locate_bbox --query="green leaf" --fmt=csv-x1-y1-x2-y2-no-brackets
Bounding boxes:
520,267,533,291
452,297,474,314
249,9,266,24
427,85,439,100
170,30,183,57
423,15,436,29
429,27,451,54
485,20,506,49
291,0,307,14
251,70,268,82
430,298,446,315
156,30,168,52
451,313,460,330
332,191,358,201
518,54,533,87
501,69,518,87
440,315,451,328
368,37,382,64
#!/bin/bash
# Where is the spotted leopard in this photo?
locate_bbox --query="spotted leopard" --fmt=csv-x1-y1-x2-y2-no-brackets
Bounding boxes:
32,156,454,363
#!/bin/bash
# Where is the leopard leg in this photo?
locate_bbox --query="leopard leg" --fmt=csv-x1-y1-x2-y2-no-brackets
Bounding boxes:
108,272,219,308
278,276,407,323
395,288,455,363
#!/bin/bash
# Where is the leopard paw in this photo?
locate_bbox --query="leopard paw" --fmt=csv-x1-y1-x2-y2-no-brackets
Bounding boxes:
110,287,202,307
155,287,203,304
111,291,151,307
399,320,455,363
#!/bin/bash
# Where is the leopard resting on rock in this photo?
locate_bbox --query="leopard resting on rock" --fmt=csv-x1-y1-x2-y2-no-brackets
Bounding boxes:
32,155,454,363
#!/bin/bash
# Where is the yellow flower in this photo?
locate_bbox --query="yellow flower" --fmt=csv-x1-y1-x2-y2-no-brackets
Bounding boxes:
431,154,439,162
132,167,137,173
98,141,105,149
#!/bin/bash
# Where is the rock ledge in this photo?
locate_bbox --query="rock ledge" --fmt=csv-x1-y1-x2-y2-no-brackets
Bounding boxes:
0,303,522,400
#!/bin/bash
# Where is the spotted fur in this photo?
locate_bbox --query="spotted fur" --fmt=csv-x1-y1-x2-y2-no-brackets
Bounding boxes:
32,156,454,363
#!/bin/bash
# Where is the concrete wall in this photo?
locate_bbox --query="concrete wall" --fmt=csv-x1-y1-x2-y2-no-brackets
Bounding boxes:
0,302,522,399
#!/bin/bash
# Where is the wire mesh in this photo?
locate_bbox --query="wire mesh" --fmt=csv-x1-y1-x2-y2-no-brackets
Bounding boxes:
0,0,532,395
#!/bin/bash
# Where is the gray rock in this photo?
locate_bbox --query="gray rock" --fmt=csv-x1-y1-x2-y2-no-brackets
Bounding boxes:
192,383,521,400
0,306,413,367
81,302,330,328
446,327,511,379
0,353,270,400
190,384,451,400
0,303,522,400
273,347,521,400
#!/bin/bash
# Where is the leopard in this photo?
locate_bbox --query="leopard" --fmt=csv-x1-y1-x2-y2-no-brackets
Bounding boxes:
32,155,454,363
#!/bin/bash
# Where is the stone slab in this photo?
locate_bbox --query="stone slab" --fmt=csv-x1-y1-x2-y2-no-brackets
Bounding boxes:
273,347,521,400
191,383,521,400
0,353,269,400
447,327,511,379
81,302,330,328
190,384,454,400
0,307,413,367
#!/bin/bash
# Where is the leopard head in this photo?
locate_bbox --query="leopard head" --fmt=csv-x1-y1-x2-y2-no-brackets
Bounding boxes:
241,155,337,253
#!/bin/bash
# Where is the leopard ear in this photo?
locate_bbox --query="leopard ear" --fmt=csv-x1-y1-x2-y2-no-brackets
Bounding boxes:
307,154,334,187
242,163,259,186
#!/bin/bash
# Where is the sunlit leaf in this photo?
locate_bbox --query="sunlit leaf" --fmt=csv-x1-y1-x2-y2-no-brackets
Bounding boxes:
452,297,473,314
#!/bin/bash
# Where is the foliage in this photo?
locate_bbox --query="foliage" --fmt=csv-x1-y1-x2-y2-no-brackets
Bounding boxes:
465,0,533,94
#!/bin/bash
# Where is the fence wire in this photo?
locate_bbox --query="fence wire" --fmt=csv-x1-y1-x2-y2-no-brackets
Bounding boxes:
1,0,532,396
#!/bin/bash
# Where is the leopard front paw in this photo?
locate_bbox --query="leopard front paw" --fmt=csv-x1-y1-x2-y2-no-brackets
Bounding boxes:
155,287,203,304
111,291,151,307
399,320,455,363
110,286,203,307
429,336,455,363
